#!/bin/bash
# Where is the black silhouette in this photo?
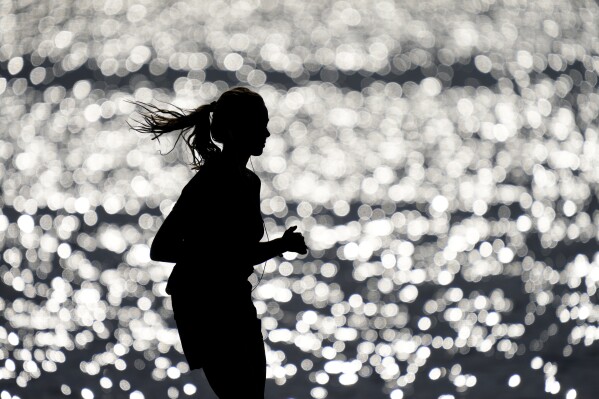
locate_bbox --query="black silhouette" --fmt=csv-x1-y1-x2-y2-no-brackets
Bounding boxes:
129,87,308,399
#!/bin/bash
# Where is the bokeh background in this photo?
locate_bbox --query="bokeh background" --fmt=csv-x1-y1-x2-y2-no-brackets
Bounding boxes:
1,0,599,398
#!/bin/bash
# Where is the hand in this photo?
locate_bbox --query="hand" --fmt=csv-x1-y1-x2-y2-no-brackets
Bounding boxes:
281,225,308,255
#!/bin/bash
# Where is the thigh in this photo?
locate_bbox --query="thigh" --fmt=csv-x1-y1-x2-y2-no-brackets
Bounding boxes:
202,318,265,399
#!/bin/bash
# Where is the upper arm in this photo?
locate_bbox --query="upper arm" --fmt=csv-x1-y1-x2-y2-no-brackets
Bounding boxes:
150,186,193,261
157,200,185,239
149,205,181,262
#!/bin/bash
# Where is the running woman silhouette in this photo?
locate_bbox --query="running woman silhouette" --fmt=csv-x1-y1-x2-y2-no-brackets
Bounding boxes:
129,87,308,399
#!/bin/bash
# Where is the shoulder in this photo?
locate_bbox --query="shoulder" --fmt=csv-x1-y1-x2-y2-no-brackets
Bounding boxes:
184,169,204,188
181,167,214,195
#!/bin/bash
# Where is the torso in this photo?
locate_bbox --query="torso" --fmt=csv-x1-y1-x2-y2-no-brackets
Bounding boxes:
165,155,264,295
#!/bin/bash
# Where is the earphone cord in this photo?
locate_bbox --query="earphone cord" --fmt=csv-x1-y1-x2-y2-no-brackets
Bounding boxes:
249,157,267,293
251,220,268,292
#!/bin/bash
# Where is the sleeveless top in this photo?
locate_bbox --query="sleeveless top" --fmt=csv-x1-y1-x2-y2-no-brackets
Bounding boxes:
165,154,265,296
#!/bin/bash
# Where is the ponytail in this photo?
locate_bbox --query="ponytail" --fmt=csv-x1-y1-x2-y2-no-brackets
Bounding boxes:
127,100,220,170
128,86,263,169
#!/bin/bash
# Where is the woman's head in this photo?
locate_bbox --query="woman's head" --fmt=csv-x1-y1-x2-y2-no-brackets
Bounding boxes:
129,86,270,169
211,87,270,155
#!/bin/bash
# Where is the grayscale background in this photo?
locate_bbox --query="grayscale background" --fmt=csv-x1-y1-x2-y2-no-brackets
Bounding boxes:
1,1,599,398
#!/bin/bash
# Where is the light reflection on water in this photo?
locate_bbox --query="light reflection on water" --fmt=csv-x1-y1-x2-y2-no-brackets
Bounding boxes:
1,1,599,398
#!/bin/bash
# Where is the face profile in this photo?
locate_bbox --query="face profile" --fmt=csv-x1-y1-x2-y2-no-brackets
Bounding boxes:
224,102,270,157
248,105,270,156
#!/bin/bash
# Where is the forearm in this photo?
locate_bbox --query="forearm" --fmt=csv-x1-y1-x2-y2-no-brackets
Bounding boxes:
249,238,286,266
151,235,286,265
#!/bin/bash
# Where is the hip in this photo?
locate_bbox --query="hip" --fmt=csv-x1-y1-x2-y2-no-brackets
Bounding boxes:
166,263,254,295
171,288,257,315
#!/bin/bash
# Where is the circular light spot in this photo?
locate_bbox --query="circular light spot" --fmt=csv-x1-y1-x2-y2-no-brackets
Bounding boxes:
508,374,521,387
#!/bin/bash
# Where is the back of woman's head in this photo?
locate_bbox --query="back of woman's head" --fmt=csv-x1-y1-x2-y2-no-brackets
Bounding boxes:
129,86,264,169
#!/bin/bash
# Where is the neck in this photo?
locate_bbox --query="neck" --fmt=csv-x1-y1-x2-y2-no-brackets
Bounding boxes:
221,146,250,172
